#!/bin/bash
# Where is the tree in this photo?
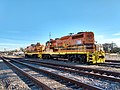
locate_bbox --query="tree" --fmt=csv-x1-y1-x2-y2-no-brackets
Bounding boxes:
20,47,24,52
69,33,74,36
111,47,120,53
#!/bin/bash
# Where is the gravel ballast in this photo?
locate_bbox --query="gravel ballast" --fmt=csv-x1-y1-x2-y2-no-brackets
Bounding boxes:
11,62,73,90
4,56,120,90
19,60,120,90
0,59,31,90
37,59,120,73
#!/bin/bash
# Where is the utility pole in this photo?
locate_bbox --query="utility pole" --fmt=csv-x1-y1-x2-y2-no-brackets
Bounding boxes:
49,32,51,41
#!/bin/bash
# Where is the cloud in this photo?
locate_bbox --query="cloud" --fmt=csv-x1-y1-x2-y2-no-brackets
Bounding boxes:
113,33,120,36
0,43,28,51
95,34,120,47
1,34,120,51
0,43,25,46
95,35,104,39
105,38,120,46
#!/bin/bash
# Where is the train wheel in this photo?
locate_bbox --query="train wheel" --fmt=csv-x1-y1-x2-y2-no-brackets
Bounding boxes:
73,55,77,63
47,55,51,59
77,55,84,64
67,55,72,62
42,55,45,59
25,54,27,58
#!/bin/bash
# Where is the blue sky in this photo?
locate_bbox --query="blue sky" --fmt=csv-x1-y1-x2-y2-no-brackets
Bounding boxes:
0,0,120,51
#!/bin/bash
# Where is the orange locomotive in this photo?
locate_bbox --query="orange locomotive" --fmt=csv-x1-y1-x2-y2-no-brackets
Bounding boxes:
47,32,95,52
25,32,105,64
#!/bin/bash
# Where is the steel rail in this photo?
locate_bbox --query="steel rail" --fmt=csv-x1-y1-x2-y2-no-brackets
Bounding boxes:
24,59,120,77
97,63,120,68
21,60,120,82
1,57,53,90
6,58,103,90
105,60,120,63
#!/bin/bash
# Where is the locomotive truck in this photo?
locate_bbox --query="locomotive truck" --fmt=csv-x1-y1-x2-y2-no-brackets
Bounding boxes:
25,32,105,64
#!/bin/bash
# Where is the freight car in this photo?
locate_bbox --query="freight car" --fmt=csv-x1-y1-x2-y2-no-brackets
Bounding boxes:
25,32,105,64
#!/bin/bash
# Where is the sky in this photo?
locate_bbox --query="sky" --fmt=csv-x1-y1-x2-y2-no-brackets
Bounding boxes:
0,0,120,51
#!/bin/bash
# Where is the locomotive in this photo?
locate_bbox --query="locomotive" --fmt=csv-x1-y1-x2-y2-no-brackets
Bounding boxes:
25,32,105,64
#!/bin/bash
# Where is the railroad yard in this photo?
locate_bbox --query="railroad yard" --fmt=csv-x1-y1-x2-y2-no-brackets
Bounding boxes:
1,0,120,90
1,28,118,90
0,55,120,90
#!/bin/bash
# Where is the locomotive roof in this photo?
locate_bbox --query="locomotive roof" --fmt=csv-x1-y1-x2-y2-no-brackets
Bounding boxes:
60,36,71,40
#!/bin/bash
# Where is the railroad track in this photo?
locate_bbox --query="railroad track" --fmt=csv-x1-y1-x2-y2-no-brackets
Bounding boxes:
105,60,120,63
23,59,120,77
97,62,120,68
1,57,53,90
98,59,120,68
4,57,120,78
18,59,120,83
4,57,120,89
4,57,120,81
2,57,103,90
